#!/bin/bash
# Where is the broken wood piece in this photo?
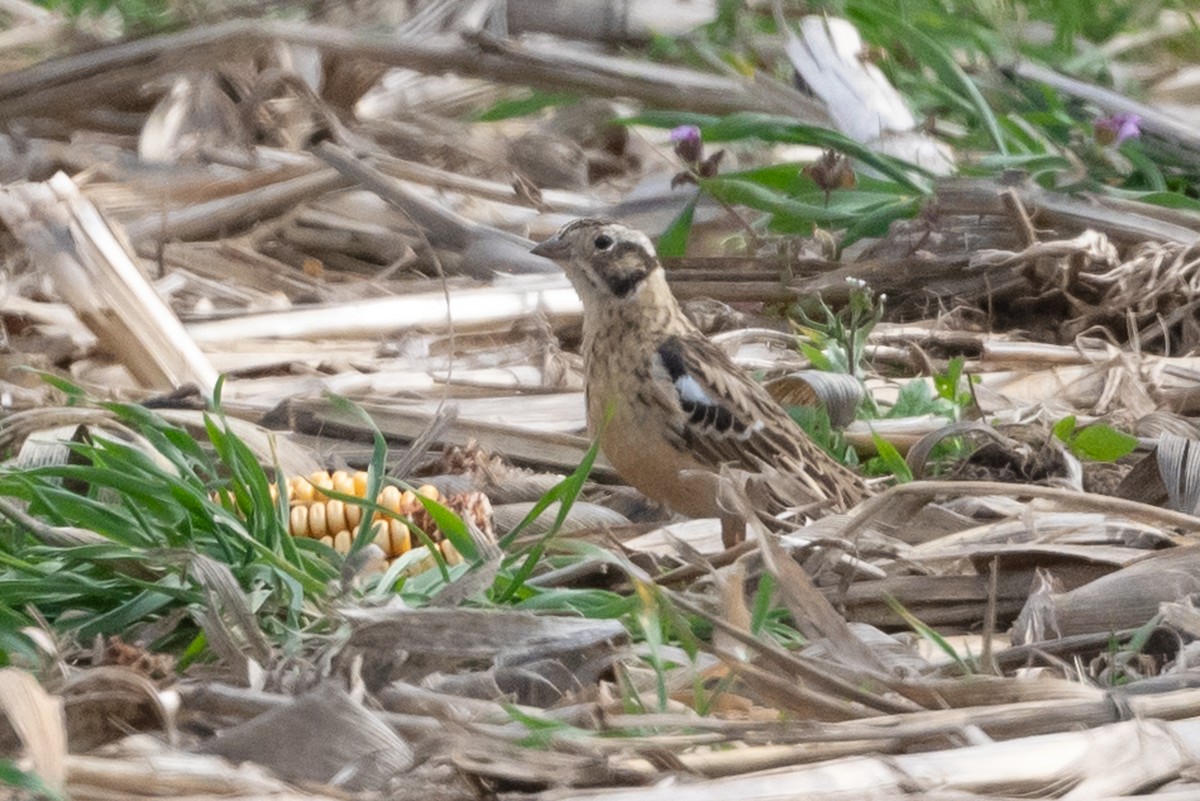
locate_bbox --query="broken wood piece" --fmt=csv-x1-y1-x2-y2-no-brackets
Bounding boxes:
935,176,1200,245
200,684,413,790
1012,544,1200,644
0,172,218,393
185,273,580,343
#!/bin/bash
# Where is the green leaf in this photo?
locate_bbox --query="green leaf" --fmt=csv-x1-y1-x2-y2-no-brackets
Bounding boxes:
884,593,973,674
0,758,65,801
27,370,86,401
1052,415,1078,443
656,195,697,258
789,405,853,464
1070,425,1138,462
797,340,834,373
515,588,636,618
723,162,814,194
1122,145,1168,193
701,176,846,224
871,431,913,483
749,572,776,636
621,111,931,193
899,23,1008,154
495,433,603,602
1130,192,1200,213
933,356,970,407
886,380,947,418
840,197,921,249
475,92,579,122
410,491,478,563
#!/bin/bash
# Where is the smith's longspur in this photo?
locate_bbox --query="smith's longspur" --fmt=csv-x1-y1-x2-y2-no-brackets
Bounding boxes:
531,219,866,547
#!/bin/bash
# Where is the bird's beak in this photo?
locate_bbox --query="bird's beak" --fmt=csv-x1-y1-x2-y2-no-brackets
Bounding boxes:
531,236,570,260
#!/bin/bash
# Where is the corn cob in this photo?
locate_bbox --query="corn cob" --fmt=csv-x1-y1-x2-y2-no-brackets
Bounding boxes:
275,470,482,572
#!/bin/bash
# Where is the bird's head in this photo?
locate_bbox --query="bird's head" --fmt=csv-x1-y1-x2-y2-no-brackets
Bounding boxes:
531,219,665,310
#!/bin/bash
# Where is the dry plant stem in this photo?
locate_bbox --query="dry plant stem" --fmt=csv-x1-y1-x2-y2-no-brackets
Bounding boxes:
0,20,829,121
184,276,580,343
679,163,759,249
314,141,556,277
757,531,890,673
314,142,498,251
663,591,920,716
373,152,594,214
981,628,1141,675
616,737,900,780
843,685,1200,741
654,539,758,586
314,141,466,444
981,557,999,675
280,23,827,119
0,497,105,549
935,177,1200,245
284,397,608,477
1001,188,1039,248
123,167,349,247
606,682,1200,743
839,480,1200,546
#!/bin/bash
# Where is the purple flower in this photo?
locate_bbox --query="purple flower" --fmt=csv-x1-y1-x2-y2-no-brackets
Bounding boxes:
1094,113,1141,146
669,124,703,163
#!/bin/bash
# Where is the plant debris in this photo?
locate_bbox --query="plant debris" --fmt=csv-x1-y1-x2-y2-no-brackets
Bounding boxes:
4,1,1200,799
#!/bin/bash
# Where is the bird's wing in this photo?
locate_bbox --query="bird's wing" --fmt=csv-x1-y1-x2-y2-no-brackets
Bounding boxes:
653,333,861,507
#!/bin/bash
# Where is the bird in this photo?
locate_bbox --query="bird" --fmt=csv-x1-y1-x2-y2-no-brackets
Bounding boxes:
531,218,866,547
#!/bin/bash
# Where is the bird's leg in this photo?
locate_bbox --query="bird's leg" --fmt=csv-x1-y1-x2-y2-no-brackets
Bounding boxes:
720,512,746,550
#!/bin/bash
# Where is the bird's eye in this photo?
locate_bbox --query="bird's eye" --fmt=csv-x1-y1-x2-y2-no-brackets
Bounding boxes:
594,234,613,250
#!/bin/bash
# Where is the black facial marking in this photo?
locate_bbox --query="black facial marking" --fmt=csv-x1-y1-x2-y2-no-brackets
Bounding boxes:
594,237,656,297
604,269,648,298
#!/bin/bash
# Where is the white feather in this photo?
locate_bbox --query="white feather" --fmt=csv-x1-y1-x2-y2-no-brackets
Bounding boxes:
674,375,711,405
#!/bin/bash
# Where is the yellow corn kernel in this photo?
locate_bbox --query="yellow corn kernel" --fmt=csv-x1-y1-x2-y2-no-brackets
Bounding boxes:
398,489,416,513
325,499,347,534
389,519,411,556
333,529,352,554
269,483,278,503
370,520,390,552
331,470,355,496
353,471,369,497
309,471,333,502
292,477,315,503
319,534,334,548
416,484,440,501
345,501,363,528
440,540,462,566
407,551,435,576
378,485,402,515
307,500,328,539
289,505,309,538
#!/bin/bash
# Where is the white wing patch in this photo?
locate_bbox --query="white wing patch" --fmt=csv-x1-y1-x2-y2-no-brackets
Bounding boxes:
739,419,765,440
655,336,754,438
674,374,712,406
